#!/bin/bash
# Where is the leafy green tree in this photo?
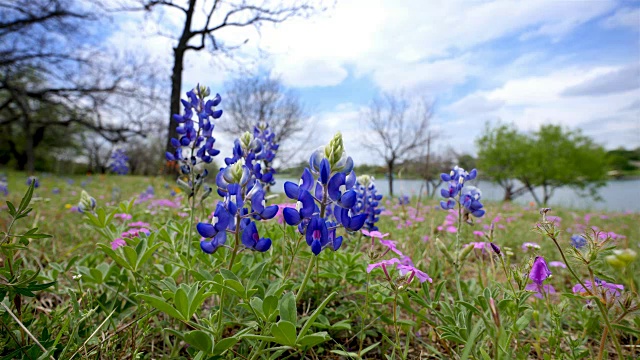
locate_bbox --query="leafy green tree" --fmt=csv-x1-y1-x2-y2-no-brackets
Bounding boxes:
476,123,531,201
477,123,608,205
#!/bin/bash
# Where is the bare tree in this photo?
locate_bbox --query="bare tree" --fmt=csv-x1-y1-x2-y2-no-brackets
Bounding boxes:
219,72,311,165
406,133,452,198
362,92,434,197
123,0,321,160
0,0,163,172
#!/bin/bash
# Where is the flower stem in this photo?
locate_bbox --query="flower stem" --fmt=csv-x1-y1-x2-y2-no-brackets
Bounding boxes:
296,256,317,302
227,216,242,270
358,271,372,357
393,292,400,355
455,198,463,300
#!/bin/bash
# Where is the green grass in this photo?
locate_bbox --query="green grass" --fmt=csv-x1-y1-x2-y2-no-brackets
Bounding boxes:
1,170,638,359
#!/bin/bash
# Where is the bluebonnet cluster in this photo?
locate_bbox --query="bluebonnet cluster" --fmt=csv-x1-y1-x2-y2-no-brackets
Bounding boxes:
353,175,384,231
166,85,222,197
398,195,410,205
440,166,485,221
109,148,129,175
166,85,222,167
224,128,276,186
282,133,367,256
196,160,279,254
26,176,39,188
253,121,278,184
0,174,8,196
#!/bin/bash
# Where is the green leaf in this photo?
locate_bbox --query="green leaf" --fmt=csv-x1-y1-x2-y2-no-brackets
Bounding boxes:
611,323,640,336
360,341,381,356
249,297,266,321
262,295,279,321
18,181,35,214
297,291,337,341
122,246,138,270
297,332,330,348
136,294,184,321
6,201,16,216
515,311,532,332
184,330,213,353
223,279,246,299
271,321,297,347
174,287,190,319
97,243,133,271
212,337,239,355
460,319,484,360
279,292,297,324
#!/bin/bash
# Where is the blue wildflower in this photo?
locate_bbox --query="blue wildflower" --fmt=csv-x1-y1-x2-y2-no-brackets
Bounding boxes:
0,174,8,196
26,176,39,188
242,222,272,252
353,175,384,231
109,148,129,175
439,165,485,221
571,234,587,249
283,133,365,256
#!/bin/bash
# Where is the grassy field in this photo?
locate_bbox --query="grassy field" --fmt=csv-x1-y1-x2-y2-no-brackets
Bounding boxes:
0,170,638,359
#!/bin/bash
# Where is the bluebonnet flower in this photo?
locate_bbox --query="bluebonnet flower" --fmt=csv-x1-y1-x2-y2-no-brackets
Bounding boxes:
224,126,279,188
26,176,39,188
439,165,485,222
109,148,129,175
398,195,410,205
197,160,278,255
571,234,587,249
197,202,230,254
166,85,222,200
242,222,272,252
353,175,384,231
282,133,366,256
0,174,8,196
460,186,485,219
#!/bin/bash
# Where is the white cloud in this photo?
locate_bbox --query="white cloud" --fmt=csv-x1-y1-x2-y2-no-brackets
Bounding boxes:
600,7,640,30
561,63,640,97
447,94,505,115
257,0,616,89
274,57,348,87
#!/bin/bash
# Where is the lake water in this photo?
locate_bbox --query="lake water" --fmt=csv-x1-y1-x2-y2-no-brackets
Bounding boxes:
273,177,640,213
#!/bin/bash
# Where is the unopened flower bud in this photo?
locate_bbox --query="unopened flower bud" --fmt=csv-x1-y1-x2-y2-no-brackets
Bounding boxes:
197,84,210,98
490,242,501,255
240,131,253,149
78,190,96,213
459,243,474,262
436,238,454,264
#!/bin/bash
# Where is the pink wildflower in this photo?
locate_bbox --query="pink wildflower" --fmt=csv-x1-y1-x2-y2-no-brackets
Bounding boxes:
111,238,126,250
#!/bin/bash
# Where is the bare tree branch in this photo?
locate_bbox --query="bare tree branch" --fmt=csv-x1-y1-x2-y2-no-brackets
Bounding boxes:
361,92,434,196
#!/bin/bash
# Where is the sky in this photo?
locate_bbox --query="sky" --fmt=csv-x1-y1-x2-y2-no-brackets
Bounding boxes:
108,0,640,166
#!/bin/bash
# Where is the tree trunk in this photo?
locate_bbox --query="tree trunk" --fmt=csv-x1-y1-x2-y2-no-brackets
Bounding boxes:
503,185,513,202
23,117,35,173
165,0,196,172
387,160,394,197
166,48,184,158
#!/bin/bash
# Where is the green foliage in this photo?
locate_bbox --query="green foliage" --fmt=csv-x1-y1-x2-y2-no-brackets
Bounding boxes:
0,172,637,359
477,123,608,205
